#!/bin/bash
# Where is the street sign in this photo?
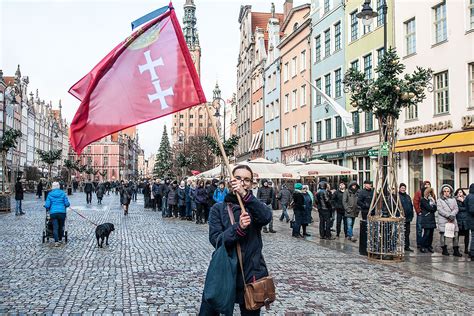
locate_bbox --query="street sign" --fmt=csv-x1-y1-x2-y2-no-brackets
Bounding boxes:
380,142,389,156
368,149,378,158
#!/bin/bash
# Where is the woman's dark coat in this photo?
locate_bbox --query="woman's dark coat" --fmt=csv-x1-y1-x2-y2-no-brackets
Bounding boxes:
302,192,313,225
456,198,469,231
177,187,186,207
15,182,24,200
420,196,437,229
167,186,178,206
195,186,208,204
292,191,306,224
463,183,474,230
208,192,272,304
120,187,132,205
399,192,414,223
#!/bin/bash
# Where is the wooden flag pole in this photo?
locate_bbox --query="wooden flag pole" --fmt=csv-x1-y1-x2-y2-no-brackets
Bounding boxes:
204,103,248,215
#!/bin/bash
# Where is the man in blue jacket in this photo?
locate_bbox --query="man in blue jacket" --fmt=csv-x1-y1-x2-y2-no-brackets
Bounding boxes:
44,182,70,247
212,181,228,204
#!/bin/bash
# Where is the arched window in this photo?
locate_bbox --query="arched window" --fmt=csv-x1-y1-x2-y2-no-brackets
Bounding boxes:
293,23,299,31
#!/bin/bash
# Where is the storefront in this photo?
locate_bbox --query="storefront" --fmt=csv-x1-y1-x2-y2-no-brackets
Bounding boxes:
396,120,474,195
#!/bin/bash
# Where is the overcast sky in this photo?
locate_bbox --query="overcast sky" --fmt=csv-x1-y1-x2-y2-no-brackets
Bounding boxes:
1,0,307,157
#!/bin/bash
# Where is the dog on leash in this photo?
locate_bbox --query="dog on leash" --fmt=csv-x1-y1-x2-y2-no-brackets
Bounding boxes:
95,223,115,248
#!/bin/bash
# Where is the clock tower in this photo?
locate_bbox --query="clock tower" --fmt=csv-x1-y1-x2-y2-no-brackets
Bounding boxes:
172,0,211,144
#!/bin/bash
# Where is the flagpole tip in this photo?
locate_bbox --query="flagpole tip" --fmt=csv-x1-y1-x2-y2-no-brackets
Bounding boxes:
169,2,174,10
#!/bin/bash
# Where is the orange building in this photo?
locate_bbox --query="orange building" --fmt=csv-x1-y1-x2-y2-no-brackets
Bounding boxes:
278,3,312,163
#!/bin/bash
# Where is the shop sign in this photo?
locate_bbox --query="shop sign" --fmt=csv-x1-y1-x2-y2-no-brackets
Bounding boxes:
380,142,389,156
405,120,452,136
325,152,344,160
368,149,378,158
461,115,474,130
344,149,368,158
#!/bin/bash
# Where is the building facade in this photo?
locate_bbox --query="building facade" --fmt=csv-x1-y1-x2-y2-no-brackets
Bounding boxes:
395,0,474,196
278,3,312,164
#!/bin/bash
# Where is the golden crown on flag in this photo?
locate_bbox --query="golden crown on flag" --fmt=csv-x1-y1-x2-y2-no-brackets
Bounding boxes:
126,21,163,50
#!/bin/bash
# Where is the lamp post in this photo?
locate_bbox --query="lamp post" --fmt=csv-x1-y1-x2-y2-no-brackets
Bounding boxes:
177,130,186,178
212,82,228,179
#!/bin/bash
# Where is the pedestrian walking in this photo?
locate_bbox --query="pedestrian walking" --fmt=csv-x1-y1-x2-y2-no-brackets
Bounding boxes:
84,180,94,204
37,180,43,199
257,179,276,233
315,181,333,239
199,164,272,315
195,180,208,224
167,181,178,218
152,179,162,211
120,183,132,216
419,187,437,253
292,183,305,238
399,183,414,252
332,182,347,238
96,183,105,205
437,184,462,257
44,182,70,247
343,181,360,242
15,178,25,216
413,180,432,248
143,181,151,208
277,184,292,223
454,188,470,254
302,185,313,237
463,183,474,260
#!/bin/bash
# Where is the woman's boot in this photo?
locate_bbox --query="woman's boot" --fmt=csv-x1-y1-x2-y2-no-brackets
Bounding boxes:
453,246,462,257
441,245,449,256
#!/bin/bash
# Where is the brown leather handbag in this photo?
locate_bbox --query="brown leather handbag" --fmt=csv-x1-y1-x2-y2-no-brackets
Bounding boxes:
228,204,276,310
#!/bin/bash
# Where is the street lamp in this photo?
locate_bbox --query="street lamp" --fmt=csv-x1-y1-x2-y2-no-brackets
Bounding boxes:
177,129,187,178
356,0,388,51
211,82,226,142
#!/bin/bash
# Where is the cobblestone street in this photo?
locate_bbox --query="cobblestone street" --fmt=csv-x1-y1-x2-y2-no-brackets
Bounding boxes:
1,192,473,315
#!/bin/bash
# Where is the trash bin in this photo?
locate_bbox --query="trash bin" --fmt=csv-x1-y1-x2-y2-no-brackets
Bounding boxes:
359,219,368,256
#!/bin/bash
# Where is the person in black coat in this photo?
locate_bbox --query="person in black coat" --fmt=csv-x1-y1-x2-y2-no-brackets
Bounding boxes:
84,180,94,204
199,165,272,315
454,188,470,255
142,181,151,209
257,179,276,233
15,178,25,216
420,187,437,253
292,183,306,238
399,183,414,251
37,180,43,199
357,180,374,220
332,182,347,238
315,181,334,239
464,183,474,259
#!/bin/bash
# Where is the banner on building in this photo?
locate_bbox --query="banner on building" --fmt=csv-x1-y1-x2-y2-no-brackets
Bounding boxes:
69,3,206,154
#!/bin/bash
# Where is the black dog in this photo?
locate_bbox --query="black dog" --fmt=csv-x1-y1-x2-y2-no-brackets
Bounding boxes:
95,223,115,248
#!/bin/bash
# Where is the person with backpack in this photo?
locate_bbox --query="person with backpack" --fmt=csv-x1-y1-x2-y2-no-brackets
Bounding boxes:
277,184,292,223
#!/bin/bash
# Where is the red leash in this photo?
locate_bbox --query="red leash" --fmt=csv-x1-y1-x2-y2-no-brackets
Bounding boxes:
69,208,98,227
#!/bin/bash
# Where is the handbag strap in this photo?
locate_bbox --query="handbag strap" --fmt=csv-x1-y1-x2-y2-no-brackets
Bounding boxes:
227,203,247,288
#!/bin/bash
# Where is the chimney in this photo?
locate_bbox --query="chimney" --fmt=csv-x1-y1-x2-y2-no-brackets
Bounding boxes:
283,0,293,21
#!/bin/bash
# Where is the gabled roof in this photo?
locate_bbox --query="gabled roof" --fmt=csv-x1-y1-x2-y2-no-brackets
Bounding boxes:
281,3,311,33
251,12,284,51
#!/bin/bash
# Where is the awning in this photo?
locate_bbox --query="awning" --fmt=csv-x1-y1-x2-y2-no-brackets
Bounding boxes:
249,133,258,151
432,131,474,154
395,133,449,152
249,131,263,152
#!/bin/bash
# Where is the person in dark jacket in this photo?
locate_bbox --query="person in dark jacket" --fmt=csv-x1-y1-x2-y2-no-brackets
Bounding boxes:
142,181,151,209
302,185,313,237
84,180,94,204
343,181,360,242
399,183,414,252
37,180,43,199
316,181,334,239
277,184,292,223
177,181,187,219
454,188,470,255
357,180,374,220
332,182,347,238
207,179,219,209
413,180,433,248
160,179,170,217
257,179,276,233
120,183,132,216
96,183,105,205
44,182,70,247
185,179,193,220
420,187,437,253
199,164,272,315
15,178,25,216
195,180,208,224
292,183,306,238
167,182,178,218
464,183,474,259
152,179,162,211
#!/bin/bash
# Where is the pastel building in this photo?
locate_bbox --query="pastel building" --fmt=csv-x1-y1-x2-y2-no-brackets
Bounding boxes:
395,0,474,195
264,11,282,162
310,0,348,167
278,2,312,164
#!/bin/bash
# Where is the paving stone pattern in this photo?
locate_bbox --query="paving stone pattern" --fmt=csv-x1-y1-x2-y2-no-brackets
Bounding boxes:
0,193,472,315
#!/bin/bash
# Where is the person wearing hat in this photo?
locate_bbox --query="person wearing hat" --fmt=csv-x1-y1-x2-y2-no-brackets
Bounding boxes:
257,179,276,233
292,183,306,238
44,182,70,247
399,183,414,251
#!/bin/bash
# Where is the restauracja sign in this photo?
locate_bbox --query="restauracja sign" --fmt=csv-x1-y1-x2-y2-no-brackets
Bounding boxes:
405,120,452,136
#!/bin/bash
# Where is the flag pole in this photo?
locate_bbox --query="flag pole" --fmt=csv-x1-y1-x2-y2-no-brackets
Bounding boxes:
204,103,248,214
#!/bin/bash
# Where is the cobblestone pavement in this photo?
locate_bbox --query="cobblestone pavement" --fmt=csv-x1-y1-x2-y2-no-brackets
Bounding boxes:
1,193,473,315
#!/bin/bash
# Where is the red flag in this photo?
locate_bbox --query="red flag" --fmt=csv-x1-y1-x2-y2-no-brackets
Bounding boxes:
69,5,206,154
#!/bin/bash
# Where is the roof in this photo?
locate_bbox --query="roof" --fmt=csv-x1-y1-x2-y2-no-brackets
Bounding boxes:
251,12,284,50
281,3,311,33
4,76,15,86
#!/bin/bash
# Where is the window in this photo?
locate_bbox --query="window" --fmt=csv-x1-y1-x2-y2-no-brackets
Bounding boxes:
469,63,474,108
301,122,306,142
292,125,298,145
315,35,321,62
199,114,203,119
377,0,385,27
325,73,331,97
405,18,416,55
470,0,474,29
434,2,447,43
335,68,342,98
325,118,332,140
300,50,306,71
179,114,184,118
284,63,289,81
335,116,342,137
365,111,373,131
275,99,280,117
324,29,331,57
364,54,372,80
434,71,449,114
103,146,108,154
103,156,108,166
407,103,418,120
334,22,341,51
315,78,322,105
351,59,359,71
324,0,330,13
363,22,371,35
408,151,424,196
352,111,360,134
292,90,297,110
300,85,306,106
284,94,289,113
436,153,454,190
377,47,385,64
284,128,289,146
350,10,358,41
274,130,279,148
291,57,297,77
190,114,194,119
316,121,322,141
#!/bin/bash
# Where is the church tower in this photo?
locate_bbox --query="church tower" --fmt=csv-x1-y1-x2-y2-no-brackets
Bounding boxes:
172,0,211,144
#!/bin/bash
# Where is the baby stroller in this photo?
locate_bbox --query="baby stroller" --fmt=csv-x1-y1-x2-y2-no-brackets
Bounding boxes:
42,209,68,243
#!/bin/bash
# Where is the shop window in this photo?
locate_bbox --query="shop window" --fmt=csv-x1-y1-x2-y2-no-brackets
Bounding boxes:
408,150,424,197
436,153,454,190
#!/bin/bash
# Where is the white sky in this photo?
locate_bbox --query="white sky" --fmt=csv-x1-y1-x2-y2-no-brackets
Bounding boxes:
1,0,307,157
